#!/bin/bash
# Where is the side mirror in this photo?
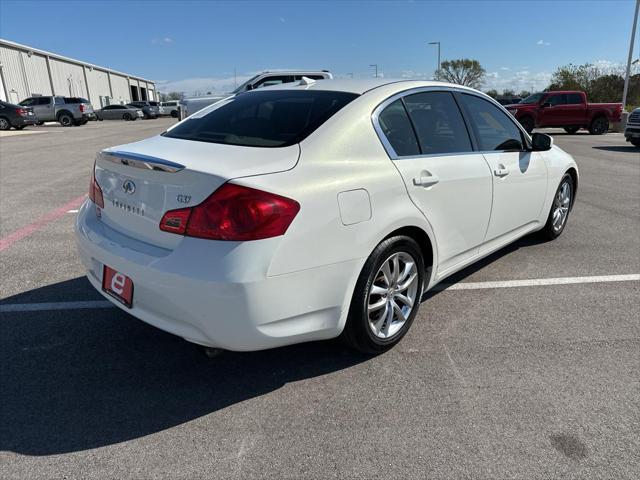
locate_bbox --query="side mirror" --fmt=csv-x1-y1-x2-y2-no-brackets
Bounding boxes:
531,132,553,151
541,102,551,108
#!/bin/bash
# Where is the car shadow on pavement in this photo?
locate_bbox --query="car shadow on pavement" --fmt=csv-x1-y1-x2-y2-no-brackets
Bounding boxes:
422,233,550,301
591,145,639,153
1,279,370,456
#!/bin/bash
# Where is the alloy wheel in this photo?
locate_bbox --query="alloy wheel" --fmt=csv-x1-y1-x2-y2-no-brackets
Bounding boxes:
367,252,419,339
0,118,9,130
552,180,572,232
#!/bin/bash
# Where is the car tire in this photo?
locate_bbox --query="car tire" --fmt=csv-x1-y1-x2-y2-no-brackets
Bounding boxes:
0,117,11,130
588,116,608,135
564,127,579,134
58,113,73,127
540,173,574,240
341,236,425,354
123,113,132,121
631,139,640,148
14,125,25,130
171,110,178,118
519,116,534,133
36,121,45,126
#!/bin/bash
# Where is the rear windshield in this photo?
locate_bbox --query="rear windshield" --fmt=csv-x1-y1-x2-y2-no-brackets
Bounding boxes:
163,90,359,147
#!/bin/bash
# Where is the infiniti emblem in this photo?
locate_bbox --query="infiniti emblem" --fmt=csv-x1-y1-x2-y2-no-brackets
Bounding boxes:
122,179,136,195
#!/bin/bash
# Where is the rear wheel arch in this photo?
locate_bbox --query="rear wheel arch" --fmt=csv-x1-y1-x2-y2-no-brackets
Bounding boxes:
382,225,434,283
566,167,578,203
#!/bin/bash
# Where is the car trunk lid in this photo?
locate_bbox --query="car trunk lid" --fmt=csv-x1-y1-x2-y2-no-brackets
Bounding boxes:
94,135,300,249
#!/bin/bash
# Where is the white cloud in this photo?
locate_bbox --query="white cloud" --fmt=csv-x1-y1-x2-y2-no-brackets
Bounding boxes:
152,37,174,45
156,75,252,95
500,66,510,71
484,69,552,93
537,40,551,46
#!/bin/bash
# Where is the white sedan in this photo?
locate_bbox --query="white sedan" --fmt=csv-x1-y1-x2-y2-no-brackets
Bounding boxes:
75,79,578,353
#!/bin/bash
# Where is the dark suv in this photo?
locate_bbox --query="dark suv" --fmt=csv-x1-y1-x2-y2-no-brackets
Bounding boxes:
128,101,159,119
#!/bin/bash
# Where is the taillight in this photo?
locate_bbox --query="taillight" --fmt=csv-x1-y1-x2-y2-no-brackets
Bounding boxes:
88,163,104,208
79,104,86,113
16,108,27,116
160,184,300,241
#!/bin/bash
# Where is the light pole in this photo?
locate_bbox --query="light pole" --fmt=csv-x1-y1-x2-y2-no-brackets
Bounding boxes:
428,41,441,79
622,0,639,112
369,64,378,78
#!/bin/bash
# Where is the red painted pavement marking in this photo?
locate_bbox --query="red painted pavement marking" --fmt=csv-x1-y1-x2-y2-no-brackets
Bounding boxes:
0,195,87,252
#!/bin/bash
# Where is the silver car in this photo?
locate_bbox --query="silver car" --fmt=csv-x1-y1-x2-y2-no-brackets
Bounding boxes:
95,104,144,121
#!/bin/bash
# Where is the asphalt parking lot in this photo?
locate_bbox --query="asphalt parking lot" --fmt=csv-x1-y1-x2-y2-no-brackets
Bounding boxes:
1,119,639,479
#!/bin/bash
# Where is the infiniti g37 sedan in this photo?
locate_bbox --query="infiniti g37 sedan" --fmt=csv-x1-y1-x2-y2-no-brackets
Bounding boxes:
75,79,578,353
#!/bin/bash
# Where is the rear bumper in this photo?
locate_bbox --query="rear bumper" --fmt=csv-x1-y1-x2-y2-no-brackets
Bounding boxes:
13,117,38,126
75,200,358,351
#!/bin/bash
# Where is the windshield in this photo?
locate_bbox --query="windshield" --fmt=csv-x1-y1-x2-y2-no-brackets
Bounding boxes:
520,93,545,104
163,90,359,148
232,74,261,94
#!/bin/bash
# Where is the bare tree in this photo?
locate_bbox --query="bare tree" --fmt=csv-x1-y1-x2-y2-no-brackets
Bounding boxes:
437,59,486,88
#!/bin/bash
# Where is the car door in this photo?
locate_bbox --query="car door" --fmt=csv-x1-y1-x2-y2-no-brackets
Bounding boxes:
456,93,548,245
538,93,567,126
375,90,493,273
103,105,118,119
564,93,586,125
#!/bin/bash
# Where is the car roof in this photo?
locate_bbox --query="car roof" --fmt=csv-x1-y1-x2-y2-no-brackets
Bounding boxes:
261,78,480,95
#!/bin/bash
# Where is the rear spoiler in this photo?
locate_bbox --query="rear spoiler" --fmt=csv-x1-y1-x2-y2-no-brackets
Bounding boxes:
101,151,185,173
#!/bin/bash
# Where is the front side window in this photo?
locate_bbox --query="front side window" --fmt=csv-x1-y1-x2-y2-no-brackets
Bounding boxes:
459,94,524,151
520,93,545,104
252,76,294,90
403,91,472,155
164,90,358,147
546,94,566,106
377,99,420,157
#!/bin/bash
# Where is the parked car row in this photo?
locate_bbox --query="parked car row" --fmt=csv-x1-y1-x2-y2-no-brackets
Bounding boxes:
0,96,169,130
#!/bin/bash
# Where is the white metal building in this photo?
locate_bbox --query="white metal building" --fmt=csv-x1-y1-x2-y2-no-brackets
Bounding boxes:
0,39,156,107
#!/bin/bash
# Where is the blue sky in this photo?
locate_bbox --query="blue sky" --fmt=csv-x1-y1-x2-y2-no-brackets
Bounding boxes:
0,0,638,94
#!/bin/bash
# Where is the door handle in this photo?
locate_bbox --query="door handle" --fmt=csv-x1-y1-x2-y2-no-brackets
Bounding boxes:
494,165,509,177
413,171,440,188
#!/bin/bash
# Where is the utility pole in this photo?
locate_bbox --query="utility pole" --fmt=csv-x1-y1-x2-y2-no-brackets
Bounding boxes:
428,42,441,79
622,0,639,113
369,64,378,78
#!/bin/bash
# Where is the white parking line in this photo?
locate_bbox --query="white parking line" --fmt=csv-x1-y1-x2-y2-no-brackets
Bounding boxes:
1,274,638,313
433,274,640,291
66,209,79,213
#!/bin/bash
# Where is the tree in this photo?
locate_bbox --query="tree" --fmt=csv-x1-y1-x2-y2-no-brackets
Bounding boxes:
485,89,499,98
501,89,516,97
437,59,486,88
158,91,183,102
518,90,532,98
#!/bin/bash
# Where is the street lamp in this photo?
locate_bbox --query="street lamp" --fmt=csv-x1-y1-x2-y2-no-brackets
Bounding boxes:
369,64,378,78
428,41,441,79
622,0,639,111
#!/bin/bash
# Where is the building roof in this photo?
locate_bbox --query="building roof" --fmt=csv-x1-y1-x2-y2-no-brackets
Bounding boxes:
0,38,155,84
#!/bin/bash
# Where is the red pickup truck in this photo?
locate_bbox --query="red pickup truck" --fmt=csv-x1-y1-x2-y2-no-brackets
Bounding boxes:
505,91,622,134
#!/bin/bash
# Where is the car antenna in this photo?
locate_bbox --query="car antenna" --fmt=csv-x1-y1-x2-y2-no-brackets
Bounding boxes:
299,76,316,87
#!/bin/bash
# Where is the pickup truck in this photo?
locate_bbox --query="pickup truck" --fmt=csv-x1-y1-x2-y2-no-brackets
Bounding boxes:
178,70,333,119
18,95,95,126
505,91,622,134
624,108,640,147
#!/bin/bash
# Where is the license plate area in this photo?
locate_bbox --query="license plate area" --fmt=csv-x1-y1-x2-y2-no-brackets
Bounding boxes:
102,265,134,307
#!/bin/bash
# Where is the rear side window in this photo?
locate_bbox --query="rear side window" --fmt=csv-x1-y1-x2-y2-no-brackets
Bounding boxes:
20,98,36,106
403,91,472,155
377,99,420,157
566,93,582,104
164,90,358,147
458,94,524,151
